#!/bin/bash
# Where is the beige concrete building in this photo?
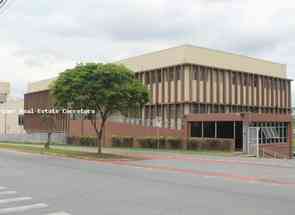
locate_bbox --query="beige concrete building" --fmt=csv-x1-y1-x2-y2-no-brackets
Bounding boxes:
25,45,293,158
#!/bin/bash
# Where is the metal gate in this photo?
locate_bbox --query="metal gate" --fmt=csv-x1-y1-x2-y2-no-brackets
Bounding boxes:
247,127,260,157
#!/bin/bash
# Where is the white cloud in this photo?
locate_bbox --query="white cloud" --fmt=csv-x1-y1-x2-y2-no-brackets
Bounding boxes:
0,0,294,106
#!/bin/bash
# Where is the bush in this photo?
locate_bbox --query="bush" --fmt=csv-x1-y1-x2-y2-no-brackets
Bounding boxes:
66,136,96,146
188,138,234,151
80,136,97,146
112,136,134,147
136,137,181,149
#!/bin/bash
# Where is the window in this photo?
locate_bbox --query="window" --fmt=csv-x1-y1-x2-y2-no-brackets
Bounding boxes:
176,68,181,81
145,73,150,84
254,75,258,87
200,68,207,82
169,69,174,81
193,67,198,80
191,122,202,137
157,70,162,82
18,115,24,126
151,71,155,84
244,75,248,86
217,122,234,138
203,122,216,138
232,73,237,85
200,104,207,113
191,104,199,113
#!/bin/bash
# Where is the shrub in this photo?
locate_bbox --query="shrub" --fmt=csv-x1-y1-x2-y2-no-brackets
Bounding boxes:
80,136,97,146
166,138,182,149
66,136,96,146
112,136,134,147
136,137,181,149
188,138,234,151
187,139,202,150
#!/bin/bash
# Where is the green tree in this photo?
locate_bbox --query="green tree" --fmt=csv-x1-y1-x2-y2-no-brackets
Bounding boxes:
51,63,149,155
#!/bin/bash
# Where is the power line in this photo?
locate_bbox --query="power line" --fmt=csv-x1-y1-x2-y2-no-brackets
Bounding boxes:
0,0,14,16
0,0,8,10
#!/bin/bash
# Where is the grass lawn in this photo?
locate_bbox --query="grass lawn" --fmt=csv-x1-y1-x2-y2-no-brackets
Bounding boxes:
0,142,236,160
0,143,133,161
113,147,235,157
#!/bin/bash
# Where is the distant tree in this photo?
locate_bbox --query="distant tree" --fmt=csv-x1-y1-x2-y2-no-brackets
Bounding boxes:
51,63,149,155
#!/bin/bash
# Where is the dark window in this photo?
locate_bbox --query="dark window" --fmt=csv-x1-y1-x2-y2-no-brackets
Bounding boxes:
191,104,199,113
176,68,181,80
232,73,237,85
200,104,207,113
203,122,215,138
254,75,258,87
169,69,174,81
191,122,202,137
244,75,248,86
217,122,234,138
200,67,207,81
18,115,24,126
157,70,162,82
145,73,150,84
151,71,155,84
193,67,198,80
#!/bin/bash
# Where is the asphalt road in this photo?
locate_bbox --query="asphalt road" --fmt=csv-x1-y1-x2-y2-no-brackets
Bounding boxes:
0,149,294,215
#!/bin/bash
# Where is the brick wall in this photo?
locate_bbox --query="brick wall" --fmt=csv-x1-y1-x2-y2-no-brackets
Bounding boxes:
68,120,183,147
260,144,291,159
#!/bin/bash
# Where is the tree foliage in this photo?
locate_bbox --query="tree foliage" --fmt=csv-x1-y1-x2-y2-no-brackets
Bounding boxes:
51,63,149,154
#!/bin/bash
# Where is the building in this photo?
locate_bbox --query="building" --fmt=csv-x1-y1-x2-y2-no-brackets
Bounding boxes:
24,45,293,158
0,97,25,135
0,82,25,135
0,82,10,104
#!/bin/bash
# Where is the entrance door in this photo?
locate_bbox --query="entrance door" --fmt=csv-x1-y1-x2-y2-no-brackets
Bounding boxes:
247,127,260,156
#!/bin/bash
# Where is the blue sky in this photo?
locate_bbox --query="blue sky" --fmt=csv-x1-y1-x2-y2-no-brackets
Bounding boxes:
0,0,294,105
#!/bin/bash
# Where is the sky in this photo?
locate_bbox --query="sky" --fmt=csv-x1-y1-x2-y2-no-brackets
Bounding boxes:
0,0,294,106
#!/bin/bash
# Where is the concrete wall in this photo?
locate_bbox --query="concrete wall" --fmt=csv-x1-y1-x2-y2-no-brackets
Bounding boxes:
117,45,286,78
0,98,25,135
260,144,291,159
68,120,183,147
0,132,66,144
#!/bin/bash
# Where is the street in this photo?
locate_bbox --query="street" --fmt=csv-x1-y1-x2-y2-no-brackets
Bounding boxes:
0,149,294,215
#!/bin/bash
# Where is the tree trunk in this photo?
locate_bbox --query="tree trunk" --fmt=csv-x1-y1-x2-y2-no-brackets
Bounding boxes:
96,129,103,155
96,119,106,155
91,118,107,156
45,132,52,150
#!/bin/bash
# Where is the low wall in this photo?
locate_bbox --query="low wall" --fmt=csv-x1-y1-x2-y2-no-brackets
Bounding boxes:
68,120,183,147
188,138,235,151
0,133,66,144
260,144,291,159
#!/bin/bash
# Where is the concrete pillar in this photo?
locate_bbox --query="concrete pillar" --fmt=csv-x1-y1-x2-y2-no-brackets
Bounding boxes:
243,122,249,153
288,122,293,159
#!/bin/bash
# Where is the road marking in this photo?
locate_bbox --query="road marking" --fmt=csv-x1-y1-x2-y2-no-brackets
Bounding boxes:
0,191,16,195
0,203,48,214
46,212,71,215
0,197,32,204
